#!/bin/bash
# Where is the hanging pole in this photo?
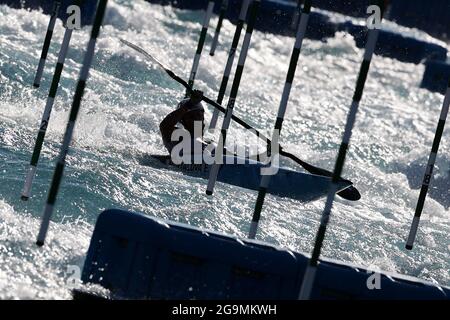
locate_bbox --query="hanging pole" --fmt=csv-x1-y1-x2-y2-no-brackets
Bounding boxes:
298,1,384,300
36,0,108,247
206,0,261,196
22,0,83,201
291,0,303,30
209,0,252,130
406,77,450,250
186,0,215,95
33,0,62,88
249,0,312,240
209,0,228,56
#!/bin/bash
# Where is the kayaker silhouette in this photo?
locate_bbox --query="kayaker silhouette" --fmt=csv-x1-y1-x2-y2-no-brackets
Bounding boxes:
159,90,209,161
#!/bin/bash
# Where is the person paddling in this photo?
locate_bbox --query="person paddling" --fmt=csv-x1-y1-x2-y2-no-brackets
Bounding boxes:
160,90,208,161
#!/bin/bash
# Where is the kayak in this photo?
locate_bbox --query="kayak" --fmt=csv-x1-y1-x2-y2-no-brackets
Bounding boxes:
141,154,352,203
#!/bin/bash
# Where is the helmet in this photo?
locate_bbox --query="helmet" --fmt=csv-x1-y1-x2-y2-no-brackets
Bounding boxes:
189,89,204,105
178,90,205,113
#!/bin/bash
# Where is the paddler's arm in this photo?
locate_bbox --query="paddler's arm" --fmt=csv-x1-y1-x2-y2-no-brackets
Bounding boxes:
159,104,189,145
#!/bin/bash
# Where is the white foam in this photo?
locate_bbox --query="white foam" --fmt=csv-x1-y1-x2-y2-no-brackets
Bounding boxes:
0,0,449,298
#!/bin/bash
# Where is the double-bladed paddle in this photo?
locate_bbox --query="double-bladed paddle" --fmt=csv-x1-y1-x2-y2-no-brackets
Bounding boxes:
120,39,361,201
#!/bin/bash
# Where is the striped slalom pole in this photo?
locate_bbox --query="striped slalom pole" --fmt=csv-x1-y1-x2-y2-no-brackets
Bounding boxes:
36,0,108,247
291,0,303,30
186,0,215,95
209,0,252,130
206,0,261,195
298,1,384,300
248,0,312,240
22,2,82,201
406,77,450,250
209,0,228,56
33,0,62,88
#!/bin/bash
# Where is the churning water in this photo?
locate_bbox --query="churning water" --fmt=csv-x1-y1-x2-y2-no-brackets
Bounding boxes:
0,0,449,299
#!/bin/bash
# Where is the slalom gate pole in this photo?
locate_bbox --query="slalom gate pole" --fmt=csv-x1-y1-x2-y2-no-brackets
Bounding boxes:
208,0,252,130
298,0,384,300
210,0,228,56
33,0,62,88
248,0,312,240
406,77,450,250
22,0,83,201
36,0,108,247
186,0,215,95
206,0,261,196
291,0,303,30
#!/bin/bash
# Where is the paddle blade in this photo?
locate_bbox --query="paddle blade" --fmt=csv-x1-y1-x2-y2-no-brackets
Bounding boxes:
337,186,361,201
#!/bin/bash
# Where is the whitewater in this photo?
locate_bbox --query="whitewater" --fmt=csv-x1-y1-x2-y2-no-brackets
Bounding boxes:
0,0,449,299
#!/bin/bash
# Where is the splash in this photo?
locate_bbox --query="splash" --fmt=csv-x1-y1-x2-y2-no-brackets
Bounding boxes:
0,0,449,298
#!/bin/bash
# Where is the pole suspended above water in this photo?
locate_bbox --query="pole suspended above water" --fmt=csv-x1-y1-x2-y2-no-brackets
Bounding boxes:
209,0,252,130
248,0,312,240
291,0,304,30
406,77,450,250
36,0,108,247
209,0,228,57
298,1,384,300
22,0,83,201
186,0,215,95
33,0,62,88
206,0,261,196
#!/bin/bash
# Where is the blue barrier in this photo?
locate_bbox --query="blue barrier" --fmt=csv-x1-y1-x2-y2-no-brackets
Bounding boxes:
145,0,337,40
421,60,450,95
3,0,448,42
340,22,448,64
255,0,337,40
310,0,371,18
146,0,447,64
78,209,450,300
389,0,450,42
309,0,449,42
4,0,447,64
